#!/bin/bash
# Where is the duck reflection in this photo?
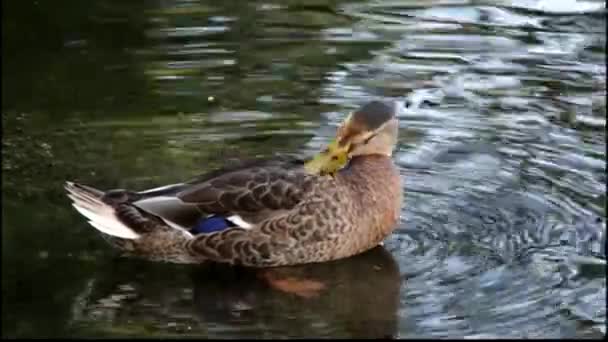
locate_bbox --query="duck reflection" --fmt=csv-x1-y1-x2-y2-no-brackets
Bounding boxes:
69,247,401,338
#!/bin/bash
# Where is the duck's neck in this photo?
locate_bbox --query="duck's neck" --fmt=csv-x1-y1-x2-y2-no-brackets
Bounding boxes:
337,154,400,193
339,154,394,175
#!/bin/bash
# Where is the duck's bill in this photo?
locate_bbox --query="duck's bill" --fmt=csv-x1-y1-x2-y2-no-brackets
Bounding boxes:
304,139,351,176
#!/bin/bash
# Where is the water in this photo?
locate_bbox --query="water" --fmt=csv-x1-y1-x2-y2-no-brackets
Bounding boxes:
2,0,605,338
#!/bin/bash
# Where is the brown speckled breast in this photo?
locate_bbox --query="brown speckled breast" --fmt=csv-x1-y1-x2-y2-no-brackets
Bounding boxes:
252,154,403,266
328,154,403,260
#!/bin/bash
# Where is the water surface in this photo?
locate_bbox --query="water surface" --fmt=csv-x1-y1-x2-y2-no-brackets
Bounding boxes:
2,0,605,338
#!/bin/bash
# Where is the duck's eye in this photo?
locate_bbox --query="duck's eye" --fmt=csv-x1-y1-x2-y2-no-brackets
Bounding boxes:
331,155,339,161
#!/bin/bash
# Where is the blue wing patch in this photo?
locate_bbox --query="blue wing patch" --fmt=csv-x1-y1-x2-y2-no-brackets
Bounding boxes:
190,215,235,235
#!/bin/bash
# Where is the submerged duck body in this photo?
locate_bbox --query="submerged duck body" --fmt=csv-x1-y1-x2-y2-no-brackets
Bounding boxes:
65,101,403,267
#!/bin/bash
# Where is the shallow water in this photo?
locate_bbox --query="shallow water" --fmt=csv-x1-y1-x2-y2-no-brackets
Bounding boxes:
2,0,605,338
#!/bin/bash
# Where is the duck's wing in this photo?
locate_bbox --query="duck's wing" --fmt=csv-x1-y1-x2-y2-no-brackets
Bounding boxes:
175,160,317,222
127,155,316,228
132,155,306,198
185,154,306,186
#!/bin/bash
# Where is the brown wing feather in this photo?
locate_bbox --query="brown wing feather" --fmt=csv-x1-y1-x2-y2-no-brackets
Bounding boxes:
184,154,305,185
176,164,318,221
90,154,318,230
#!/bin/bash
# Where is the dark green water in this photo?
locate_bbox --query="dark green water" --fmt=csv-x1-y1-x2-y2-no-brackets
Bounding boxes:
2,0,605,338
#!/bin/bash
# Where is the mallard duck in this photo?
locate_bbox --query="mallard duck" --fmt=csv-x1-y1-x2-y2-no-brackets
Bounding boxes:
65,100,402,267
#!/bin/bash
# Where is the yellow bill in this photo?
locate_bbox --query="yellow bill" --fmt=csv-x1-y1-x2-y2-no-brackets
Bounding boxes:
304,139,351,176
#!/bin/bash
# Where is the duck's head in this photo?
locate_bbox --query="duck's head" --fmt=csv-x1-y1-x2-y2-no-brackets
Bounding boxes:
306,100,399,176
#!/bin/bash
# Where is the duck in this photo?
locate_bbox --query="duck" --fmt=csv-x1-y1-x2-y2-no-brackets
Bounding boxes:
65,100,403,267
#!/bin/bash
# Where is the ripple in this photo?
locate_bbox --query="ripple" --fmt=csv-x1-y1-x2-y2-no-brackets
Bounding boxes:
148,25,229,38
407,6,544,28
496,0,606,14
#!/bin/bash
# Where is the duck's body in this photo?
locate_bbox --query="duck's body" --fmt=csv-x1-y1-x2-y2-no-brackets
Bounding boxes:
66,101,403,267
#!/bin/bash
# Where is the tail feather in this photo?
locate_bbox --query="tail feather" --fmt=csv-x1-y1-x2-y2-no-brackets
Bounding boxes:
65,182,140,240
